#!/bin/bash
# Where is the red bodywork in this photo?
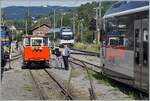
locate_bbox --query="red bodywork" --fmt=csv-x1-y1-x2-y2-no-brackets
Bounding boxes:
24,46,50,62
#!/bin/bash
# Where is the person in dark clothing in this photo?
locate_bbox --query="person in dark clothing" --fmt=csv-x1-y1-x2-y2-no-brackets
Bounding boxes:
16,41,18,50
55,47,61,57
62,44,70,70
55,47,62,68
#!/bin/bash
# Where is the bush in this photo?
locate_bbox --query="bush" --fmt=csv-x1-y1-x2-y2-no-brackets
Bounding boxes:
82,31,95,43
74,42,100,52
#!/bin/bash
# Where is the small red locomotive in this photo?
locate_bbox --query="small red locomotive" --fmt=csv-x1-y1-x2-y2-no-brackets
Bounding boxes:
22,35,50,67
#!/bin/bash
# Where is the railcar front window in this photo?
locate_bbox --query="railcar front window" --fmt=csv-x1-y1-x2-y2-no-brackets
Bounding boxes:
32,39,42,46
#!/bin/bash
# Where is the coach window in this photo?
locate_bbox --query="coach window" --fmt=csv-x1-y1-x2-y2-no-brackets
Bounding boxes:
117,16,134,50
143,29,148,42
143,29,148,65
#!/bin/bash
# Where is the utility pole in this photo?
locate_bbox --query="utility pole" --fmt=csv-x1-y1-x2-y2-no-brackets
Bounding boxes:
98,0,102,66
60,10,63,28
73,13,75,35
77,21,80,42
80,21,83,43
98,0,102,44
26,20,27,35
49,13,51,26
80,19,83,42
26,6,29,35
53,9,56,40
94,7,98,42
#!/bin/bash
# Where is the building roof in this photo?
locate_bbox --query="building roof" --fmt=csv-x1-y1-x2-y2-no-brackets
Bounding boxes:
31,24,50,31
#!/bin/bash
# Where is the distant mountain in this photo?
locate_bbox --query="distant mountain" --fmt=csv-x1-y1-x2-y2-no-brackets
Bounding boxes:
2,6,77,20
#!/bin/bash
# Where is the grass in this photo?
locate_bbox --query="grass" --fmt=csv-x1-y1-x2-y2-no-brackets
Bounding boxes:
23,84,32,91
71,67,82,78
84,69,111,86
83,69,149,100
73,42,100,52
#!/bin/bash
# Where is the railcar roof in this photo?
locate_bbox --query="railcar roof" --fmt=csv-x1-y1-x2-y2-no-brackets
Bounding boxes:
104,1,149,18
22,35,49,38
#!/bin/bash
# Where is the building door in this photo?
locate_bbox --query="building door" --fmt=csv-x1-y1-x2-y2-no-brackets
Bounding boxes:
134,18,149,91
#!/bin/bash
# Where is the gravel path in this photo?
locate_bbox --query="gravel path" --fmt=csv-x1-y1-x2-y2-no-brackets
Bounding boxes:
48,55,131,100
71,53,102,67
1,58,40,100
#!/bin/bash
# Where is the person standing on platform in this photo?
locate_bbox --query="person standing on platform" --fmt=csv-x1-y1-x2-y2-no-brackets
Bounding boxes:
62,44,70,70
54,46,62,68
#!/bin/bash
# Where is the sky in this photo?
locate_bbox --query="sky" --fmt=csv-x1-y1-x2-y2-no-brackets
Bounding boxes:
1,0,99,8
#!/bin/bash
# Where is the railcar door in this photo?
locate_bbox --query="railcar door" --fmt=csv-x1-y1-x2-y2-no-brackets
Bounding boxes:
134,18,149,91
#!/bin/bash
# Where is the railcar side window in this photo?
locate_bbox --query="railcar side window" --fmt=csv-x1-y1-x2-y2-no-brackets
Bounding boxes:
43,38,48,46
24,38,30,46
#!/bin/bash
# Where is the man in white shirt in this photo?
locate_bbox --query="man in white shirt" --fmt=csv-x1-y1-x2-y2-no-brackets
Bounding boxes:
62,44,70,70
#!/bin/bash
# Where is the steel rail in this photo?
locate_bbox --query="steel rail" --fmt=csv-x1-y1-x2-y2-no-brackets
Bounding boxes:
71,48,99,56
70,57,134,80
81,61,97,100
29,70,48,100
44,69,74,100
69,59,97,100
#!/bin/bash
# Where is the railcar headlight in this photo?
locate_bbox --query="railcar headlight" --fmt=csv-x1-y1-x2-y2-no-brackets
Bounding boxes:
39,47,42,50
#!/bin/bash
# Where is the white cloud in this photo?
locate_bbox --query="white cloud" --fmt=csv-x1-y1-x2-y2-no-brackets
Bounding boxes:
1,0,99,8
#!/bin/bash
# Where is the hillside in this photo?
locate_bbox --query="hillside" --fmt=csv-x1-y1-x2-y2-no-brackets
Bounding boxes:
2,6,77,20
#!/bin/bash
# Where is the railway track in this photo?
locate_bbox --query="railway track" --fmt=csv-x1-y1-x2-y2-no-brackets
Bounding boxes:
69,59,97,100
6,54,22,62
29,68,74,100
29,70,47,100
44,69,74,100
71,48,100,56
4,50,148,99
69,57,148,99
69,56,102,73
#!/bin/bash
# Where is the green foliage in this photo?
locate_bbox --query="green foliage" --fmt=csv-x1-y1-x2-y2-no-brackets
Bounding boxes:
73,42,100,52
4,20,13,27
73,1,117,43
13,20,25,28
14,34,22,41
82,31,95,43
76,1,117,31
